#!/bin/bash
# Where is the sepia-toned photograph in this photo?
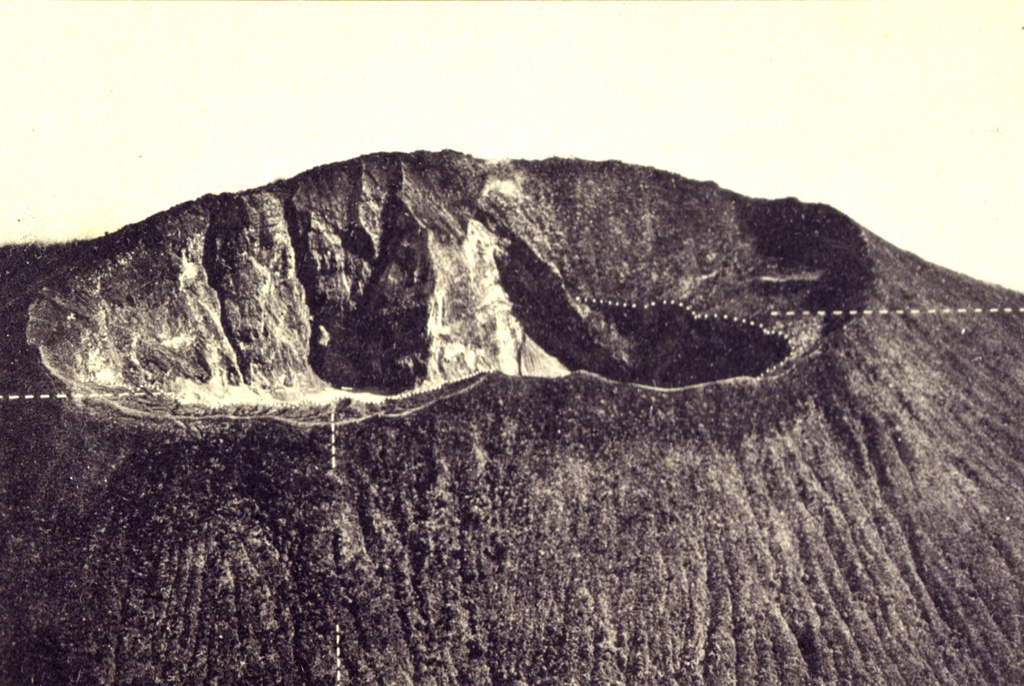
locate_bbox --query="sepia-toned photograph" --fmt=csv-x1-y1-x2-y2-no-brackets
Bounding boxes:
1,2,1023,683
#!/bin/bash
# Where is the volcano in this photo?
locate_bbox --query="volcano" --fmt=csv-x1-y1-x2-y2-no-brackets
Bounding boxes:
2,151,1024,685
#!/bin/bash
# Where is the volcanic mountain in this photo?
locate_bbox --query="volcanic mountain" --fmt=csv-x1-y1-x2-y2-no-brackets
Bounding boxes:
2,151,1024,685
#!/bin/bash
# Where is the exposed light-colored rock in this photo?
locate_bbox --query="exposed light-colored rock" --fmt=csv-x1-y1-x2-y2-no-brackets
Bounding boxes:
22,151,858,401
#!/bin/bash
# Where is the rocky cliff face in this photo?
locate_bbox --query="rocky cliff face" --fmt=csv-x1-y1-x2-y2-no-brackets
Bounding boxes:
4,152,1024,685
10,151,876,399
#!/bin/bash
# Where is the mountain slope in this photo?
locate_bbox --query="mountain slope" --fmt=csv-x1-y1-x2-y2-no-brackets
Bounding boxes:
2,151,1024,685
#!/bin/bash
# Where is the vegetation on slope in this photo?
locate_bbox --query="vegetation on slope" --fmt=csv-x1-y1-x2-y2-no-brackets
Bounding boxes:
4,300,1024,683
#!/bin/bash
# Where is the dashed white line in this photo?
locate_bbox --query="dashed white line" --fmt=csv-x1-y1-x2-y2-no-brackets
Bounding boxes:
0,390,151,403
330,405,337,471
757,303,1022,319
336,623,342,684
3,300,1023,407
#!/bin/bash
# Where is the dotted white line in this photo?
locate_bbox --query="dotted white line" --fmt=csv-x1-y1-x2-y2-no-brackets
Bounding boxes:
577,294,1024,379
577,295,796,378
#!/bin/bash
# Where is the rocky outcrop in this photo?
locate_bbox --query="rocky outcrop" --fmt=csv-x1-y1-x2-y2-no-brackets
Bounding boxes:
12,151,880,400
284,154,568,393
25,202,248,397
203,192,312,389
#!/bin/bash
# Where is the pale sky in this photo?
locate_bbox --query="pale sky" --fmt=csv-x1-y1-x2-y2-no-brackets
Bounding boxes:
2,2,1022,289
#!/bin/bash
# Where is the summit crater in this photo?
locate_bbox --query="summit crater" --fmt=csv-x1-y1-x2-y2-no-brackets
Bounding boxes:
11,152,875,401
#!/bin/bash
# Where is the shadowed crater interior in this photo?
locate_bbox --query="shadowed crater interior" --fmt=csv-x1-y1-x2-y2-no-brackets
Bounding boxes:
496,235,791,387
584,303,790,386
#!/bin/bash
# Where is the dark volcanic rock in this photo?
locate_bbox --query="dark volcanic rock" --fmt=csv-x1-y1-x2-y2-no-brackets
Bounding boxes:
202,191,312,388
2,151,1024,685
8,151,846,398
